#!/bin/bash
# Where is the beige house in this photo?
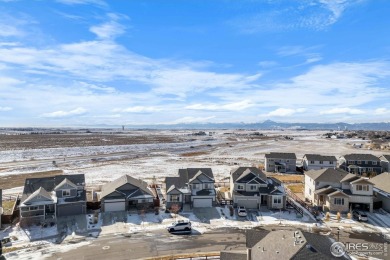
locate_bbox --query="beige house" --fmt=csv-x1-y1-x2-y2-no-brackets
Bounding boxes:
305,168,374,213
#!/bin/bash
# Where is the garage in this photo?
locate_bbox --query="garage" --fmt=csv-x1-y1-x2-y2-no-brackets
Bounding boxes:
57,202,86,216
104,200,126,212
237,199,258,209
193,198,212,208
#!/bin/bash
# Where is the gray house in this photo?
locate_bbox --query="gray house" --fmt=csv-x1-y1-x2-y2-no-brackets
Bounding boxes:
19,174,86,227
339,154,382,175
100,175,155,212
264,152,296,173
380,155,390,172
230,167,285,209
370,172,390,213
165,168,216,210
302,154,337,171
220,229,344,260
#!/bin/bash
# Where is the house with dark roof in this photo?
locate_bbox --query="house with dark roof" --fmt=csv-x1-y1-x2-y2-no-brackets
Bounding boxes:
165,168,215,210
302,154,337,171
304,168,374,212
370,172,390,213
264,152,297,173
230,167,285,209
339,154,382,175
380,154,390,172
19,174,86,227
220,229,345,260
100,175,155,212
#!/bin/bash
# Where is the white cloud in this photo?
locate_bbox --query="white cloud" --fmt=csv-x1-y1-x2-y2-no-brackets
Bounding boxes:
41,107,87,118
185,100,255,112
90,21,125,40
263,108,306,117
112,106,162,113
374,108,389,115
0,106,12,111
56,0,106,6
170,116,216,124
320,107,365,115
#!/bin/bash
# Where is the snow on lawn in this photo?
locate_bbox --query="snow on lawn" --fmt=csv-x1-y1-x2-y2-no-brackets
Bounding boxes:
0,224,58,244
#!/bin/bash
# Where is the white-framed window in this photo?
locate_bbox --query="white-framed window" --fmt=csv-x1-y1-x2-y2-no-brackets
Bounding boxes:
319,161,323,164
348,160,355,164
309,188,312,195
204,183,213,189
367,167,373,172
192,184,199,189
372,161,377,165
237,184,244,190
357,160,361,164
334,198,344,205
310,160,315,164
273,196,282,204
62,189,71,197
250,185,257,191
169,195,180,202
330,161,334,164
356,184,369,191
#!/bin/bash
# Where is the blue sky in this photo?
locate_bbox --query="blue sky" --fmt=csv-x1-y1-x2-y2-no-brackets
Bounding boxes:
0,0,390,126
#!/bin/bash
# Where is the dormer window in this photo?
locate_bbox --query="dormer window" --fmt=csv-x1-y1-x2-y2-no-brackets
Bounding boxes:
356,184,369,191
62,189,71,197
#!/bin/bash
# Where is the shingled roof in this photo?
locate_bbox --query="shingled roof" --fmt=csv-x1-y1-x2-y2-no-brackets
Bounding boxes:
231,167,267,183
100,174,153,199
370,172,390,193
342,154,380,161
165,168,215,192
380,154,390,161
304,168,349,183
303,154,337,162
265,152,297,160
21,174,85,203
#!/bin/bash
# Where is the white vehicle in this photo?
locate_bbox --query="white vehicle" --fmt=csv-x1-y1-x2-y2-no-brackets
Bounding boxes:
237,206,247,217
352,210,368,222
167,220,192,232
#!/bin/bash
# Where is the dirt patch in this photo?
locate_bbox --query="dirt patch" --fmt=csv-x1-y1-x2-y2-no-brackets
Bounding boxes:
180,151,209,157
0,170,63,190
286,183,304,193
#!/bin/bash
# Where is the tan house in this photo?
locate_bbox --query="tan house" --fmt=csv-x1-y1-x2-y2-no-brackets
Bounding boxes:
304,168,374,213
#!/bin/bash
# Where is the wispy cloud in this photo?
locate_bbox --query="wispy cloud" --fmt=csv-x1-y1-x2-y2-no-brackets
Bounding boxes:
0,106,12,111
374,108,389,115
90,14,126,39
320,107,365,115
112,106,162,113
185,100,254,112
262,108,306,117
41,107,87,118
170,116,216,124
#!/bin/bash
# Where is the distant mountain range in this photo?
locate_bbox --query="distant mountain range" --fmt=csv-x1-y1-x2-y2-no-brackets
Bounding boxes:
115,120,390,130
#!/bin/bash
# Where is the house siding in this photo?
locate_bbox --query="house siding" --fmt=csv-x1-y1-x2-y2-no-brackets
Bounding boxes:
57,202,86,217
265,158,296,173
303,160,336,171
374,190,390,213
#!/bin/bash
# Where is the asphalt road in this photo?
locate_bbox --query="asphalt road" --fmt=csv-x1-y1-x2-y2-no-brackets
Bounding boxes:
46,228,246,260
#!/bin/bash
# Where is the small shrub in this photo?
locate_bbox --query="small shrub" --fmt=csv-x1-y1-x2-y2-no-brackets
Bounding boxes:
336,212,341,221
325,212,330,221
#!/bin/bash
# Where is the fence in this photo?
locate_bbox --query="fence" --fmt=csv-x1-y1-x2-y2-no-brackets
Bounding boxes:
284,186,316,219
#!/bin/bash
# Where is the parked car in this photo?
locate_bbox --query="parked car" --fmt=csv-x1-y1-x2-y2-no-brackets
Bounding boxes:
167,220,192,232
352,210,368,222
237,206,247,217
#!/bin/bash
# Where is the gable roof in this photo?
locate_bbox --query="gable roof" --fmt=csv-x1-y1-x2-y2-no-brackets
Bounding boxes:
340,173,360,183
380,154,390,161
100,174,153,199
350,178,373,185
303,154,337,162
188,170,213,183
370,172,390,193
304,168,349,183
328,190,349,198
165,168,215,191
21,174,85,203
54,178,77,190
23,187,54,205
342,154,380,161
231,167,267,183
265,152,297,160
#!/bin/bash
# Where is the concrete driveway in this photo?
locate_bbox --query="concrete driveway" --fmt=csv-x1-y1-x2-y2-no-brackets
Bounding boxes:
192,207,220,223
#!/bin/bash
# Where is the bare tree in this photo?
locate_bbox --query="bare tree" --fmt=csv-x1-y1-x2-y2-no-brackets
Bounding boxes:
169,204,181,220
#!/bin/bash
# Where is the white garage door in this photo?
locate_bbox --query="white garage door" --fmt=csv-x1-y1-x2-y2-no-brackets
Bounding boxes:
104,200,125,212
237,199,258,209
193,198,212,208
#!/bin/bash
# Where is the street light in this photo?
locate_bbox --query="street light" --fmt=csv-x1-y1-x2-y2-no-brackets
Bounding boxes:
337,227,340,242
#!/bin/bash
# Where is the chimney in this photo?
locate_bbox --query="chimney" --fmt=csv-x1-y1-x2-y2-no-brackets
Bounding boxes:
247,248,252,260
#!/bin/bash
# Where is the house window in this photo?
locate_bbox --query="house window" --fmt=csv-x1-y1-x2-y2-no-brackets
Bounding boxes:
348,160,354,164
319,161,323,164
356,185,369,191
372,161,377,165
62,189,71,197
357,161,361,164
334,198,344,205
286,160,290,163
237,185,244,190
273,196,282,204
269,159,274,162
309,188,312,195
192,184,199,189
169,195,180,202
250,185,257,191
310,161,315,164
204,183,213,189
367,168,373,172
330,161,334,164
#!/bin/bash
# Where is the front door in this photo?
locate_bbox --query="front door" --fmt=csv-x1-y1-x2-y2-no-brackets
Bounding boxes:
261,195,267,205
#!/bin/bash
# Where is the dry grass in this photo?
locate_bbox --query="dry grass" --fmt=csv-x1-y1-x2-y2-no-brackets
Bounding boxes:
219,187,230,192
269,175,304,183
287,184,304,193
0,170,63,190
144,252,220,260
180,151,209,157
1,200,16,214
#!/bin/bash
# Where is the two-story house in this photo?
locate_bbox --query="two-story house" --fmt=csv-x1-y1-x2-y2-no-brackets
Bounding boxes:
230,167,285,209
100,174,155,212
370,172,390,213
165,168,216,210
302,154,337,171
264,152,297,173
19,174,86,227
380,155,390,172
304,168,374,213
339,154,382,175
